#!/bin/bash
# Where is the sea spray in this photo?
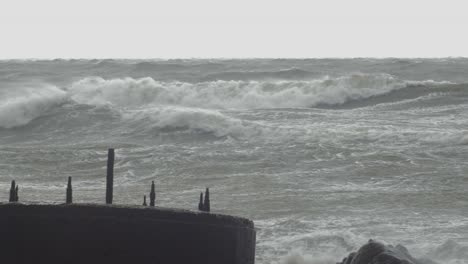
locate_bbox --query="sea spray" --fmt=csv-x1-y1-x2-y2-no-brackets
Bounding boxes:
0,85,67,128
66,74,450,110
0,74,459,129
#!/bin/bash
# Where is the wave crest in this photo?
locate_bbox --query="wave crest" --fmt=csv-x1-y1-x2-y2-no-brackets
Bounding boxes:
0,85,67,129
0,74,458,129
122,106,263,139
68,74,446,110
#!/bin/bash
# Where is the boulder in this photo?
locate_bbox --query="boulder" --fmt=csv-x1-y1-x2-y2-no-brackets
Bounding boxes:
337,240,438,264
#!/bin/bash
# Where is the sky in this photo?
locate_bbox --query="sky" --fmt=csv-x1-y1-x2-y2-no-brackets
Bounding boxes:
1,0,468,59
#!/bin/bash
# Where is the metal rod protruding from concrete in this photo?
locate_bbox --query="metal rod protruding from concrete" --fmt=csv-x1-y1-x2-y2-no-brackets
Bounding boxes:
106,148,115,204
66,176,72,204
198,192,204,211
150,181,155,207
15,185,18,202
9,180,16,202
204,188,210,212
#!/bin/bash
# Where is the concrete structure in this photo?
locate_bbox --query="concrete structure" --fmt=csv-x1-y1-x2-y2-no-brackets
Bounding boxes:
0,203,256,264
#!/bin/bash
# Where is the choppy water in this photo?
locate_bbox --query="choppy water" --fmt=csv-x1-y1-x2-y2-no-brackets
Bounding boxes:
0,59,467,263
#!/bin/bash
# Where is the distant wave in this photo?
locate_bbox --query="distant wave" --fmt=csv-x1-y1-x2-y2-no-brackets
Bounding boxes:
0,73,463,129
200,68,318,81
67,74,455,110
0,85,67,128
133,61,225,72
201,68,318,81
133,61,189,71
121,106,264,139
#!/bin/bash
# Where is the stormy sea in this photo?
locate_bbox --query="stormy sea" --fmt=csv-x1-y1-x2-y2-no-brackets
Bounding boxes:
0,58,467,263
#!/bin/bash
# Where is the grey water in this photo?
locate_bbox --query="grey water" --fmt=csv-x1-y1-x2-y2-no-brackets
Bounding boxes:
0,58,467,263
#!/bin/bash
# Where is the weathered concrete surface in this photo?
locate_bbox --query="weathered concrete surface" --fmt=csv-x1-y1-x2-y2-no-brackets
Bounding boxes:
0,203,256,264
337,240,438,264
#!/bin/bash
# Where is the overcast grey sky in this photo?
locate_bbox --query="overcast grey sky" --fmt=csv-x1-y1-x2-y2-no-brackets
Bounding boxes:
1,0,467,58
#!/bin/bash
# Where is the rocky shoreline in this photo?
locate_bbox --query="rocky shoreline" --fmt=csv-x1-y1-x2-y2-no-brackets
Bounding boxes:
337,240,438,264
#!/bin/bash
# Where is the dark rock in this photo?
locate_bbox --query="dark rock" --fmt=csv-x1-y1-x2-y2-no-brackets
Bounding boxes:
337,240,438,264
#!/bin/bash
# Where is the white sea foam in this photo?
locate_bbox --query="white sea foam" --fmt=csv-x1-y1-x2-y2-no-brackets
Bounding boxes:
0,74,457,130
0,85,67,128
277,239,468,264
121,106,265,138
427,240,468,264
67,74,450,110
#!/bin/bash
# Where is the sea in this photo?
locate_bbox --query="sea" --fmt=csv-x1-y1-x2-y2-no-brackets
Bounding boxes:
0,58,467,264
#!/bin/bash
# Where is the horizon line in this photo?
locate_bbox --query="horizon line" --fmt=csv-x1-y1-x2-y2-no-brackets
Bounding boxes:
1,56,468,61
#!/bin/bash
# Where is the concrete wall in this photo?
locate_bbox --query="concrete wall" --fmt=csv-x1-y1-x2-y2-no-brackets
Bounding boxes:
0,203,256,264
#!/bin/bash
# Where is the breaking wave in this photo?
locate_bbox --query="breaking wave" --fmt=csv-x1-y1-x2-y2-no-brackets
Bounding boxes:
0,85,67,129
67,74,454,110
0,73,461,129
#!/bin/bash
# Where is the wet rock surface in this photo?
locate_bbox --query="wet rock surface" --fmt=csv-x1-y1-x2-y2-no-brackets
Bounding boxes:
337,240,438,264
